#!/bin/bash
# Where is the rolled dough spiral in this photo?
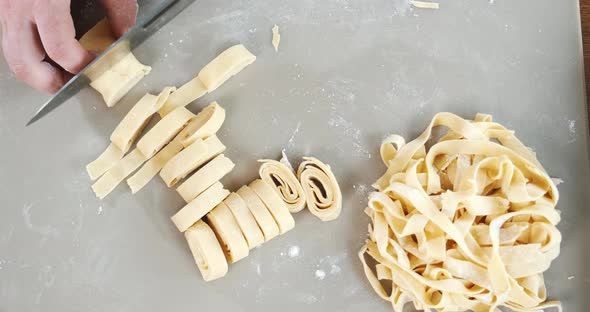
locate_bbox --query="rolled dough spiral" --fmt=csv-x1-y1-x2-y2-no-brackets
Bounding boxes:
297,157,342,221
184,220,228,282
258,158,306,213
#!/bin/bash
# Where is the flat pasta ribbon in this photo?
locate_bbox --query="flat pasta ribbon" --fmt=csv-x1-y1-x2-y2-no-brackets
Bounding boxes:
184,220,228,282
177,154,235,203
223,193,265,249
297,157,342,221
171,182,229,232
249,179,295,234
236,185,279,241
206,202,249,263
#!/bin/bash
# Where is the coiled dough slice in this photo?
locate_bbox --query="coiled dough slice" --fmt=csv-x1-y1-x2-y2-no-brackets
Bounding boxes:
177,102,226,147
198,44,256,92
223,193,264,249
249,179,295,234
137,107,195,159
171,182,229,232
184,220,228,282
236,185,279,241
91,149,147,199
258,158,306,213
177,154,235,203
127,140,184,194
297,157,342,221
159,77,207,116
160,135,226,187
207,202,249,263
86,143,124,180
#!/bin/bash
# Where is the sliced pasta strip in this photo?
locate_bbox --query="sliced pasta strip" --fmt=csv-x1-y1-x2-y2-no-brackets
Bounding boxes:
198,44,256,92
249,179,295,234
111,88,175,152
86,143,124,180
258,158,306,213
297,157,342,221
224,193,264,249
171,182,229,232
91,149,146,199
207,202,249,263
184,220,228,282
126,140,184,193
177,102,226,147
158,77,207,116
177,154,235,203
236,185,279,241
137,107,195,158
160,135,226,187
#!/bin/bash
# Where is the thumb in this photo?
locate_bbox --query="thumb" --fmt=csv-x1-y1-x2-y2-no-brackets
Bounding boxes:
102,0,138,38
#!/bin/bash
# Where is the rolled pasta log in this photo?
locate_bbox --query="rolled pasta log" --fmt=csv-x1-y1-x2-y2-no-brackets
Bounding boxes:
177,154,235,203
177,102,226,147
86,143,124,180
160,135,226,187
137,107,195,158
184,220,228,282
258,158,306,213
223,193,264,249
206,202,249,263
126,140,184,193
249,179,295,234
159,77,207,116
198,44,256,92
91,149,147,199
236,185,279,241
171,182,229,232
297,157,343,221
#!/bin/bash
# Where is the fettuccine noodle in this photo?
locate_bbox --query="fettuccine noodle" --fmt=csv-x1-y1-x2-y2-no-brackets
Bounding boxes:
359,112,562,312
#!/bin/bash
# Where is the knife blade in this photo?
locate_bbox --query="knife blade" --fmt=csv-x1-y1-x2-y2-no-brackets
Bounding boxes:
26,0,197,126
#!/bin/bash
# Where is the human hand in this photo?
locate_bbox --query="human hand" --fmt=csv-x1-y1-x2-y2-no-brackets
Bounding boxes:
0,0,138,94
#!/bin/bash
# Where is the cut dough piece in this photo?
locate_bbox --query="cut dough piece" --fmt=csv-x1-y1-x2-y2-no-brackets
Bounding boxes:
207,202,249,263
297,157,342,221
111,87,175,152
271,24,280,52
127,140,184,193
198,44,256,92
177,102,226,147
79,19,114,52
86,143,124,180
137,107,195,158
236,185,279,241
223,193,264,249
158,77,207,116
160,135,226,187
410,0,439,9
258,158,306,213
91,149,147,199
177,154,235,203
184,220,228,282
249,179,295,234
171,182,229,232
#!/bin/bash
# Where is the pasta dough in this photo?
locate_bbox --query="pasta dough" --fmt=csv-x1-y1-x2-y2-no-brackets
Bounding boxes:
86,143,124,180
223,193,265,249
160,135,226,187
258,157,306,213
249,179,295,234
359,112,561,312
137,107,195,159
272,25,280,52
207,202,249,263
158,77,207,116
177,102,226,147
171,182,230,232
185,220,228,282
91,149,146,199
126,140,184,193
236,185,279,241
198,44,256,92
297,157,342,221
177,154,235,203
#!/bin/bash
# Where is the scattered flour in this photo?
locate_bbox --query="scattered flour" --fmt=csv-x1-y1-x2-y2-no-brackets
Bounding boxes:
328,115,371,159
97,205,103,215
315,269,326,280
288,245,301,258
256,264,262,276
568,276,575,280
330,264,341,275
568,119,576,142
286,121,302,150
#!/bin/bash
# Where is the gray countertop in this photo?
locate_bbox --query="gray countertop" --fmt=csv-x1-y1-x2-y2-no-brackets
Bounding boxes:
1,0,589,311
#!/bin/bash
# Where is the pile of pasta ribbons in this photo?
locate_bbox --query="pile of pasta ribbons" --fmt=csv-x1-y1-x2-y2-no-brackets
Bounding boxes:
359,113,562,311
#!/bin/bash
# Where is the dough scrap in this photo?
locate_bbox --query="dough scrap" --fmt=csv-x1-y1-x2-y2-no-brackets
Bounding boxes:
359,112,561,312
171,181,230,232
410,0,439,9
249,179,295,234
297,157,342,221
236,185,279,241
177,102,226,147
177,154,235,203
91,148,147,199
80,19,151,107
271,24,280,52
223,193,265,249
207,202,249,263
127,140,184,193
198,44,256,92
86,143,124,180
160,135,226,187
137,107,195,159
185,220,228,282
258,158,306,213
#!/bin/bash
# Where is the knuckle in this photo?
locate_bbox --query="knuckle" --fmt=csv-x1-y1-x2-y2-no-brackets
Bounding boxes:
10,62,30,80
45,42,68,61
